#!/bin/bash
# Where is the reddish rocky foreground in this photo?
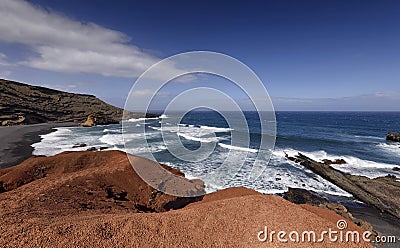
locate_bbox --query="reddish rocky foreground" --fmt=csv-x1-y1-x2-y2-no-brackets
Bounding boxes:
0,151,371,247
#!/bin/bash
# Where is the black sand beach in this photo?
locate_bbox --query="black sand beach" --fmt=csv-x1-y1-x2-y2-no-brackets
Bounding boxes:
0,122,77,168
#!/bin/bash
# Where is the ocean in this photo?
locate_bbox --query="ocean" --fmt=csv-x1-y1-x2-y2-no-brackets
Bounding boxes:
32,111,400,198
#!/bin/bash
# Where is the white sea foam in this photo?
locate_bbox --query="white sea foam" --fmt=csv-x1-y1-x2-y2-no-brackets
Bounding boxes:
100,132,157,146
256,189,287,195
103,128,121,133
278,148,399,178
177,132,219,143
99,134,123,146
32,126,152,156
354,135,383,140
150,124,228,143
257,188,352,197
125,143,167,155
218,143,258,153
30,128,69,146
147,148,352,197
177,123,195,128
127,117,159,122
31,127,99,156
191,158,352,197
313,189,353,197
377,143,400,156
127,117,146,122
149,126,162,131
42,127,73,138
200,125,233,132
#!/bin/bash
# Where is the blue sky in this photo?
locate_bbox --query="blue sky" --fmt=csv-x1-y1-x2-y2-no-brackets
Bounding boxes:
0,0,400,110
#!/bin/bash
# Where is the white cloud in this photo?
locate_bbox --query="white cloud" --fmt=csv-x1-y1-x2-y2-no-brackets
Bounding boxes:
130,89,171,98
0,53,9,66
41,83,77,92
272,97,313,104
130,89,155,97
0,53,11,77
0,0,184,79
0,70,11,78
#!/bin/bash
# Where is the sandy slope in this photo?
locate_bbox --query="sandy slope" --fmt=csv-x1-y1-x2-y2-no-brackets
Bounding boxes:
0,151,372,247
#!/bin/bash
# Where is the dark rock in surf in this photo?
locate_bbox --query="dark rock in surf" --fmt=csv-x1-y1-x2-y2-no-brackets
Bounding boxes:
386,132,400,142
282,188,328,205
72,143,87,148
322,159,347,165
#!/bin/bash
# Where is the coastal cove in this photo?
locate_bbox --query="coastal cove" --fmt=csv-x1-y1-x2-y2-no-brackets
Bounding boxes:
1,0,400,246
0,150,372,247
1,80,399,243
1,111,399,245
23,111,400,240
31,111,400,194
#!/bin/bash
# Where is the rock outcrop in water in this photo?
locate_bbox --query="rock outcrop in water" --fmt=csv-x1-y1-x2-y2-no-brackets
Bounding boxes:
285,153,400,219
322,158,347,165
80,112,120,127
0,79,157,126
386,132,400,142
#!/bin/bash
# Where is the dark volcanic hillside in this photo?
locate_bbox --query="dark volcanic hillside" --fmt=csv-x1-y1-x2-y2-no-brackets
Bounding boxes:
0,79,146,125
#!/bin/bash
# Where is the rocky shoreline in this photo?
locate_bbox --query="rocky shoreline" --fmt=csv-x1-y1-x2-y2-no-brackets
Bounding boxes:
0,151,372,247
284,152,400,220
281,187,382,237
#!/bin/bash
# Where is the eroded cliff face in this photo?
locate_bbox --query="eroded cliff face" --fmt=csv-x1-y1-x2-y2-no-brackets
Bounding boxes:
0,79,138,125
0,150,204,213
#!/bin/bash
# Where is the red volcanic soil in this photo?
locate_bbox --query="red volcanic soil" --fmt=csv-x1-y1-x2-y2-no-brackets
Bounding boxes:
0,151,372,247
